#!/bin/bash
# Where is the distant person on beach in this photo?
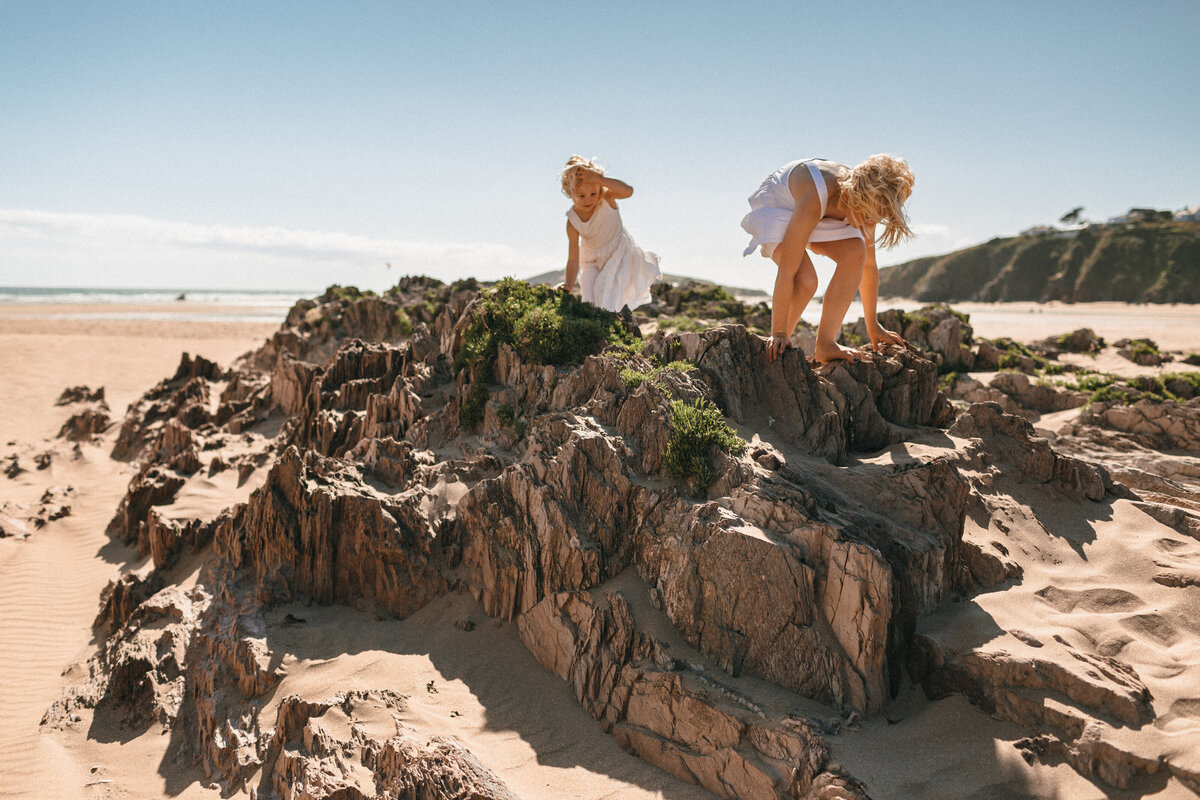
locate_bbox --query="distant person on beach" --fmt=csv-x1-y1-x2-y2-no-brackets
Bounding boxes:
557,156,661,312
741,155,915,363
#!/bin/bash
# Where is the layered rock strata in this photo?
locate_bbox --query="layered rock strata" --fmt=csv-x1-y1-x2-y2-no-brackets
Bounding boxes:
54,282,1196,798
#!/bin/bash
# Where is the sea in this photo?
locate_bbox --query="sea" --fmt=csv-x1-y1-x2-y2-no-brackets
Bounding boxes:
0,286,317,323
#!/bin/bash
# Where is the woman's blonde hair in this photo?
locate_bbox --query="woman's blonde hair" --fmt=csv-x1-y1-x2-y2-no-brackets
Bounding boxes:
837,154,915,249
560,155,605,197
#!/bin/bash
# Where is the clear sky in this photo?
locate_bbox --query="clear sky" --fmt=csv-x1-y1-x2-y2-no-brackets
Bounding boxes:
2,1,1197,295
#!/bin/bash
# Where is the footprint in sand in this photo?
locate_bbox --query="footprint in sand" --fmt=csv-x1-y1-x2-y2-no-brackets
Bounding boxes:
1119,613,1181,648
1154,697,1200,733
1034,585,1144,614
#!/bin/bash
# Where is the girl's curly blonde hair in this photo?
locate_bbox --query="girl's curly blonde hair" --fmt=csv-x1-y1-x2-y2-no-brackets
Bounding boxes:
837,154,915,249
560,155,605,197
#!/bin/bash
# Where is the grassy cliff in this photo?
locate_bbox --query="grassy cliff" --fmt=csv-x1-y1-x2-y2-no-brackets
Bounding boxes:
879,220,1200,303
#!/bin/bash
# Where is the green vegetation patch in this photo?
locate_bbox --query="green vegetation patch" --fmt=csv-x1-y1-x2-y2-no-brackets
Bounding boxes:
1128,339,1160,358
392,307,414,338
984,337,1036,358
620,360,696,390
656,315,709,333
455,278,639,381
1065,370,1200,406
663,398,747,493
321,284,377,302
460,383,488,431
496,401,527,439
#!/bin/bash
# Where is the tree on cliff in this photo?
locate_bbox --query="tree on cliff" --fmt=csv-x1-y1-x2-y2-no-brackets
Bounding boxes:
1060,206,1085,225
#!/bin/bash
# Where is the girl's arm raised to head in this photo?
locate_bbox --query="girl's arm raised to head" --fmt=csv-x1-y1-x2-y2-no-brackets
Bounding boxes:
595,175,634,200
576,167,634,205
858,226,907,350
559,221,581,293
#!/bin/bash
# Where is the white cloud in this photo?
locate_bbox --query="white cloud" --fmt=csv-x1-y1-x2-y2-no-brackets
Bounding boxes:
0,209,552,289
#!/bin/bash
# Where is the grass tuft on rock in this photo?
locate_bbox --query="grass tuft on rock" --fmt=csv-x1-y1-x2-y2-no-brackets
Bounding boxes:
455,278,639,381
620,360,696,390
664,398,746,493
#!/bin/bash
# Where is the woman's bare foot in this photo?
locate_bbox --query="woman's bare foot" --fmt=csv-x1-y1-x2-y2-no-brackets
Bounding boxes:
812,341,861,363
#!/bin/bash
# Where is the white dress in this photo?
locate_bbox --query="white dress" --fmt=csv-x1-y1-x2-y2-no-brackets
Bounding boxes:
567,200,661,312
741,159,865,259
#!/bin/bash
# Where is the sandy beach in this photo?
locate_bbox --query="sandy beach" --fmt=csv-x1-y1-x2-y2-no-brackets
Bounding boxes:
0,301,716,799
0,305,278,799
1,298,1198,799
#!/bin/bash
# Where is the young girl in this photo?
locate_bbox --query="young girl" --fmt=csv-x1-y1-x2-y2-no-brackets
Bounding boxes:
558,156,661,312
741,154,915,363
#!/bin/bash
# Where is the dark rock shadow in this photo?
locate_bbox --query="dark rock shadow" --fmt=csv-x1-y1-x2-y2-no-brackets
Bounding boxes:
158,586,715,799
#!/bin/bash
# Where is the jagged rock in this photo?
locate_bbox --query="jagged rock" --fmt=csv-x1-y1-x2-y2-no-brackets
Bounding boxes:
173,353,225,383
185,580,281,789
266,691,520,800
518,589,869,800
1115,339,1171,366
988,371,1087,413
77,284,1200,798
919,635,1162,790
34,486,73,527
949,402,1111,501
959,535,1022,589
949,375,1024,416
58,407,112,441
1071,398,1200,452
113,354,218,461
56,385,107,405
1,486,75,536
214,447,450,617
95,572,166,635
851,305,975,372
143,508,221,570
106,466,186,545
46,585,208,733
1036,328,1104,354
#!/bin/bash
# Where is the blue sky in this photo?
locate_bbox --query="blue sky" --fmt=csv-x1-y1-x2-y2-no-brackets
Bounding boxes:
2,1,1197,294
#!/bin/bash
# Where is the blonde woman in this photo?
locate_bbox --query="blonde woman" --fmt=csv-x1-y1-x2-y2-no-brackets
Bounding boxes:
741,155,915,362
557,156,661,312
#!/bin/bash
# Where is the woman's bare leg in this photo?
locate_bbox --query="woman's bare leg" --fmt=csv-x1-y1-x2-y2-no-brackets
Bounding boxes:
810,238,866,362
786,252,818,334
770,248,819,337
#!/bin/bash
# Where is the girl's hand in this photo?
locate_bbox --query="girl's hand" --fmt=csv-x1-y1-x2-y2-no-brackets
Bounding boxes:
556,281,574,294
765,332,792,362
867,323,907,352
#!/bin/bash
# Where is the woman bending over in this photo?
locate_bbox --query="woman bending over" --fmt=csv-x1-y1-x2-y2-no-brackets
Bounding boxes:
741,154,915,362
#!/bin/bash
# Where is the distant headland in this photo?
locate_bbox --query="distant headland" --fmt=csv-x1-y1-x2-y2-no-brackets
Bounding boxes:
880,208,1200,304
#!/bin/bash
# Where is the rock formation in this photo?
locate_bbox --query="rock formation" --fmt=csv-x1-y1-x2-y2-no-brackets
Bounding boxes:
50,280,1200,798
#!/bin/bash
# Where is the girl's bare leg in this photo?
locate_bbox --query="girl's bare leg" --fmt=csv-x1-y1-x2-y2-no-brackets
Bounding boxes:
810,238,866,362
785,252,818,334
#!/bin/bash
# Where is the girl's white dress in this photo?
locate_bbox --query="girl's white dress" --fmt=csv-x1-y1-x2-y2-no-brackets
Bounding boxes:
567,200,661,312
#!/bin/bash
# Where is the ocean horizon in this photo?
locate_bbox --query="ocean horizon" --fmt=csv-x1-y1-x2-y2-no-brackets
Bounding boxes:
0,286,318,323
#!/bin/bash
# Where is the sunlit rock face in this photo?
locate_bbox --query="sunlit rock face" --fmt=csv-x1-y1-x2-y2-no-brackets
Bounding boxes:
60,281,1194,799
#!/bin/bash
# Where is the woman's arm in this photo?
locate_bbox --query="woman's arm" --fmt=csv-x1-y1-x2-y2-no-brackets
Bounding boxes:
559,221,580,293
858,226,906,350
